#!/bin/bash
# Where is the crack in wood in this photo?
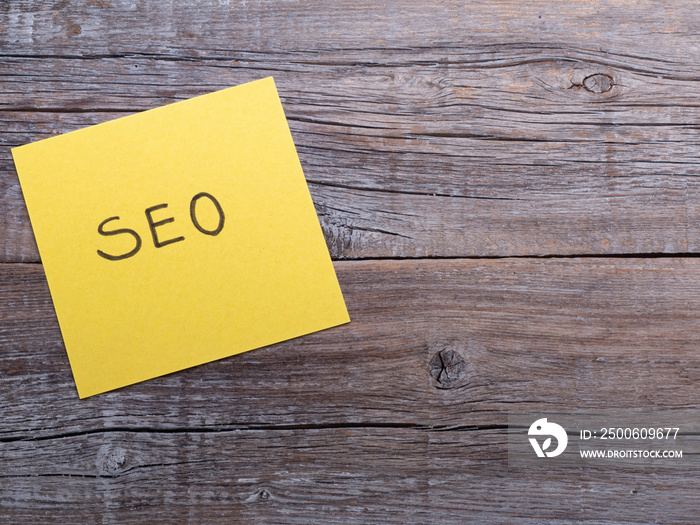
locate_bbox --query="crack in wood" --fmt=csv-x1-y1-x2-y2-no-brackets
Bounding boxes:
7,251,700,267
308,179,531,202
0,422,421,444
0,49,696,81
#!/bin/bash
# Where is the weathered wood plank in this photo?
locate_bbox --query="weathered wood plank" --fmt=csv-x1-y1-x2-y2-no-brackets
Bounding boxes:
4,49,700,259
4,2,700,261
1,427,698,524
2,259,699,436
1,259,699,523
3,0,700,66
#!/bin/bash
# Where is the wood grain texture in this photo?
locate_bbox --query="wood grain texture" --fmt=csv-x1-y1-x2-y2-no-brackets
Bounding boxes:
3,0,700,259
1,260,699,523
3,1,700,522
3,0,700,61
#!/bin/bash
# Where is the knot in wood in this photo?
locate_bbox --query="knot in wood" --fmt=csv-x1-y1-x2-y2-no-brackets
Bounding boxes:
582,73,614,94
429,348,467,389
245,487,273,503
95,444,128,476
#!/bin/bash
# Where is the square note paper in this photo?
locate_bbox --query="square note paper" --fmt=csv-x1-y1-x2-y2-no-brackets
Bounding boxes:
12,77,349,398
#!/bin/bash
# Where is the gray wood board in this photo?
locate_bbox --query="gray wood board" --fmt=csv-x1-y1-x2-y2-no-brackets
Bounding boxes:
1,259,698,522
4,0,700,259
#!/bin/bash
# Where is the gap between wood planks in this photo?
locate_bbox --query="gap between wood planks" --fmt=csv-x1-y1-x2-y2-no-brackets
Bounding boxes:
5,253,700,266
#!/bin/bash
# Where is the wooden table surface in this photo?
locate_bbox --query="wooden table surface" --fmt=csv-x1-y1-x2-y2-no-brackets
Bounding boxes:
2,1,699,523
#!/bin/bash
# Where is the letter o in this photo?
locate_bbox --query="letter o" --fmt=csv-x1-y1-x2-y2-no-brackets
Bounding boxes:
190,192,225,236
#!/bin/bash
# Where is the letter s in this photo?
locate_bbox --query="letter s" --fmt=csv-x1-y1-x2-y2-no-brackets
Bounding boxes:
97,216,142,261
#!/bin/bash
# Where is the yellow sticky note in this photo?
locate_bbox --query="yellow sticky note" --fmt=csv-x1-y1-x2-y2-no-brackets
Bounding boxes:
12,77,349,398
